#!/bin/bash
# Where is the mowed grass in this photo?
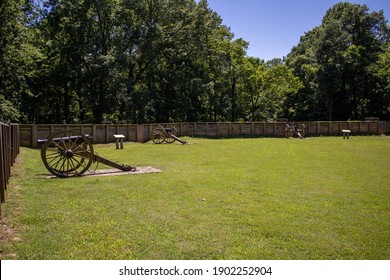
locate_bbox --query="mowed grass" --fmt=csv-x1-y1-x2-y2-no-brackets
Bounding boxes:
1,136,389,259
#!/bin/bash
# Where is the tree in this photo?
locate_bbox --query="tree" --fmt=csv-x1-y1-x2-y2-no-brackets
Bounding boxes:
369,43,390,117
242,58,302,121
0,0,29,122
287,2,389,120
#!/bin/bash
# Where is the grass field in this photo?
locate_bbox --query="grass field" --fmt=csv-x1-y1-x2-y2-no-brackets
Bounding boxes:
1,136,389,260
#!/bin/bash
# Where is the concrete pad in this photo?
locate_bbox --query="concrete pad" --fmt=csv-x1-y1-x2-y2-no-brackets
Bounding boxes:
44,166,162,178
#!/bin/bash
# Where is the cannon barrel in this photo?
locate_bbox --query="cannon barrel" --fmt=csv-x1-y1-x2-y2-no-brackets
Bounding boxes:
37,135,93,145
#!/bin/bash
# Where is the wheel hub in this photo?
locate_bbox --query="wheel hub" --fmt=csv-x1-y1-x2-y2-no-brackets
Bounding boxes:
64,149,74,158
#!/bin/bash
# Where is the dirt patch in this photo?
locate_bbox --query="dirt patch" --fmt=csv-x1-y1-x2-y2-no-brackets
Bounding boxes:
0,220,20,259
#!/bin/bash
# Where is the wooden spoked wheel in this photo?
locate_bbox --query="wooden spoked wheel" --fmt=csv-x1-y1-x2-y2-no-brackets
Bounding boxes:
41,130,94,177
151,129,165,144
164,126,176,143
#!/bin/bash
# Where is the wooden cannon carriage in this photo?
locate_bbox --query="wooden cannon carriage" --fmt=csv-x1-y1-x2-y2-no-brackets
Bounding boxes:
38,130,135,178
151,125,187,144
285,123,305,139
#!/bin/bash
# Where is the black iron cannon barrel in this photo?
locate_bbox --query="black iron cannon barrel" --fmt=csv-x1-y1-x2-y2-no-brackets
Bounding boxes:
37,134,93,145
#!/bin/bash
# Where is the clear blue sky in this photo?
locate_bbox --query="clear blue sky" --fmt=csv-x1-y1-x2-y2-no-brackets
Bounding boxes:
203,0,389,61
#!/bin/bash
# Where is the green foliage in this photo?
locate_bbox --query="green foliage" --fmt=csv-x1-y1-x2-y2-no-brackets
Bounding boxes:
0,0,42,122
0,95,21,122
1,1,389,123
370,43,390,114
244,60,303,121
287,2,389,120
2,137,390,259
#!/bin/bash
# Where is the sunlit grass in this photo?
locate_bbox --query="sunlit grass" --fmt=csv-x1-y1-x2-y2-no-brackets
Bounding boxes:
1,136,389,259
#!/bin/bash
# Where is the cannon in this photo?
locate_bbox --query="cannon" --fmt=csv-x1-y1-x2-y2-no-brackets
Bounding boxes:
38,130,135,178
151,125,187,144
285,123,305,139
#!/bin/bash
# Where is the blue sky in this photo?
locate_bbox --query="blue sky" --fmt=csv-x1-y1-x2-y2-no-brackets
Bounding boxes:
204,0,389,61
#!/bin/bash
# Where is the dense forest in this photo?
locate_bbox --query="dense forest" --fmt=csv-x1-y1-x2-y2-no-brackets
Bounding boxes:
1,0,389,124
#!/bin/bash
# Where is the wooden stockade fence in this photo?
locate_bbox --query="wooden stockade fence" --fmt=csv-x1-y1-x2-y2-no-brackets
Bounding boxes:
20,123,139,148
19,120,389,147
1,123,20,214
138,121,389,141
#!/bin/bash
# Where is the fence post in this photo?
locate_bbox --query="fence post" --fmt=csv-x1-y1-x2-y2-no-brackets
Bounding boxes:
105,125,109,143
380,121,383,134
126,124,131,141
6,125,11,180
31,124,37,148
137,124,145,143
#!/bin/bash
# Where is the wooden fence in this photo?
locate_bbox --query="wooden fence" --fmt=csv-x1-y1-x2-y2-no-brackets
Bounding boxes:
1,123,20,214
19,123,139,148
19,120,389,147
138,121,390,141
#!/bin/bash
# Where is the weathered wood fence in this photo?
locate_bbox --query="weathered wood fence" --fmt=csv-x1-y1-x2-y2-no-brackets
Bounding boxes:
19,121,389,147
20,123,139,148
1,122,20,214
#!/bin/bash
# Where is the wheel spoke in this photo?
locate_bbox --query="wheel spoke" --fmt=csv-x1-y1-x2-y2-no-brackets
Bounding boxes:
73,141,88,153
47,154,64,167
66,158,71,174
60,138,68,150
58,155,67,172
69,137,80,150
50,157,63,173
46,151,62,161
76,143,89,151
52,140,66,152
70,156,85,171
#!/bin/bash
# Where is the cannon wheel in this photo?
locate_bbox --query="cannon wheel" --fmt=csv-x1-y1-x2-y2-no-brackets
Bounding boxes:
151,129,165,144
41,130,94,177
164,126,176,144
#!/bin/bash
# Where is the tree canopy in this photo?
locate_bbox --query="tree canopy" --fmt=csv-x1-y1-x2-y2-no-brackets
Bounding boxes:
286,2,389,120
1,1,389,123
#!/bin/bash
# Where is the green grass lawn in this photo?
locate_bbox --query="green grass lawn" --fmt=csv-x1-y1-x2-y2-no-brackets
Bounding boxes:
1,136,389,260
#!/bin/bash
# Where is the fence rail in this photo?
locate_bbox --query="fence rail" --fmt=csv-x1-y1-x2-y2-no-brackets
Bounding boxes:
1,123,20,214
19,121,389,147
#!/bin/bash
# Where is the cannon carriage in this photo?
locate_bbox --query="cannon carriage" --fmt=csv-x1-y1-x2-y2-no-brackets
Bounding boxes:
151,125,187,144
38,130,135,178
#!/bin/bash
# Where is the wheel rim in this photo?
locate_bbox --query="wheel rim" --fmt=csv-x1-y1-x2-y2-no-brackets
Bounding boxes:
41,130,94,177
